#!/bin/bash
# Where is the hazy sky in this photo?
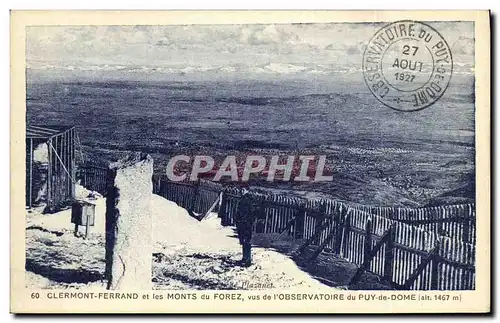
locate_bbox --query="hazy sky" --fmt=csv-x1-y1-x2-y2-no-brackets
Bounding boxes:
26,22,474,78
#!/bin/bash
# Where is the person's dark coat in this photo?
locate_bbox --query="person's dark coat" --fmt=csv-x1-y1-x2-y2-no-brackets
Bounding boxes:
234,193,257,245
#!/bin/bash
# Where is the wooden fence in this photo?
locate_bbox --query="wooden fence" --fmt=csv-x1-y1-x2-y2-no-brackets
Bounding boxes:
350,204,476,244
219,186,307,236
218,186,475,244
77,162,108,194
339,208,475,290
151,177,476,290
153,175,223,217
217,190,476,290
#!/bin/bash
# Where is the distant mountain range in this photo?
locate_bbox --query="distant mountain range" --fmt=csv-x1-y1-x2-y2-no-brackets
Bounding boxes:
27,61,474,78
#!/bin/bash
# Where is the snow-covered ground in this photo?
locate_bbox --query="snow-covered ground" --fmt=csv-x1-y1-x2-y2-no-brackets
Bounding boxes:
25,186,331,290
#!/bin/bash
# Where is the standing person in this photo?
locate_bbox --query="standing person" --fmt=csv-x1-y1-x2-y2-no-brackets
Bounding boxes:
234,188,257,267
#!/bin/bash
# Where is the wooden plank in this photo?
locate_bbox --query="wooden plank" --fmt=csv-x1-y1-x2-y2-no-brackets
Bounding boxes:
56,135,61,206
53,137,58,207
364,217,373,264
463,205,471,243
348,228,391,286
68,130,72,197
383,225,396,282
28,138,33,208
295,215,332,255
61,131,65,199
277,206,304,237
308,223,337,262
401,246,438,290
71,128,75,198
55,136,60,206
333,207,345,255
189,179,200,212
92,161,96,192
29,125,63,133
67,131,72,197
199,192,222,221
341,212,351,258
47,139,53,209
27,126,59,136
64,130,69,199
430,250,439,290
219,191,229,225
263,202,269,233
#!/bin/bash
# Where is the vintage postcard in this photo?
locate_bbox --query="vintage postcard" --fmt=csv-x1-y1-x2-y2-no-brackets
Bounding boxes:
10,10,490,314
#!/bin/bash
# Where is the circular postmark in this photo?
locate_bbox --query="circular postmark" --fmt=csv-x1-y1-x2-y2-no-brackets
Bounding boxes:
362,20,453,112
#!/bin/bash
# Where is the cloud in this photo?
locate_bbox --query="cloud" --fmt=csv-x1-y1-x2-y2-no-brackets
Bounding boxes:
154,37,189,50
452,37,475,56
26,22,474,76
324,41,366,55
155,38,171,46
238,25,300,46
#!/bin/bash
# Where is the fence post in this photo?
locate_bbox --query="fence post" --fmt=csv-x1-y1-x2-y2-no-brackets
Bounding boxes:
161,175,167,197
364,217,373,264
82,165,87,187
151,175,156,194
333,204,345,255
430,241,440,290
383,225,395,282
220,190,229,226
47,139,53,210
312,202,328,246
294,206,306,239
462,205,471,243
92,164,96,192
190,179,200,212
341,211,351,257
260,203,268,233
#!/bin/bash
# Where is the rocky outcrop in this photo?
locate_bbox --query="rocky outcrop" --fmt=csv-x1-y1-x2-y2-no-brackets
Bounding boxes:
105,153,153,290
